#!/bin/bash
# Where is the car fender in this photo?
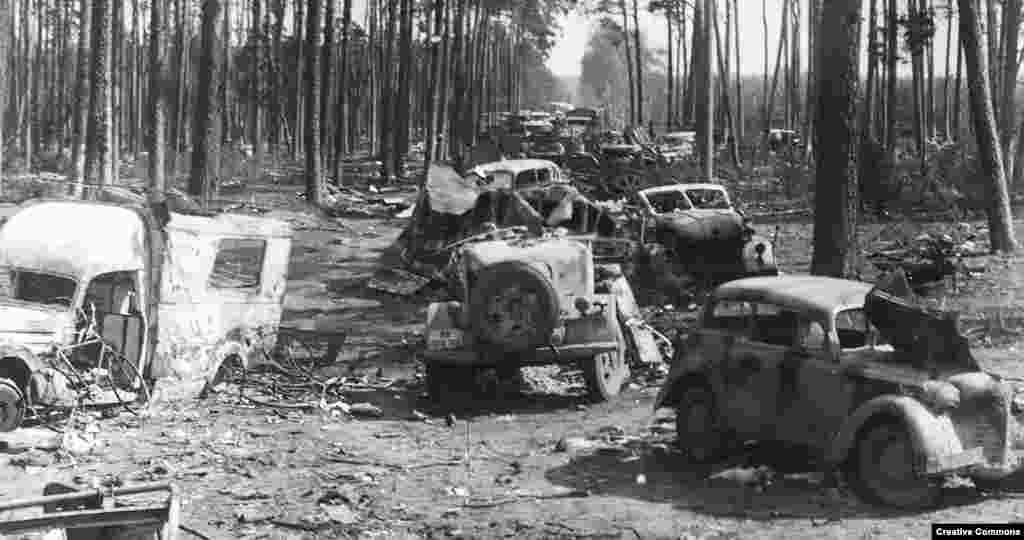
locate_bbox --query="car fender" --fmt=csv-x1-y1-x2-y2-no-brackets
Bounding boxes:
425,301,467,351
827,395,965,470
0,344,46,387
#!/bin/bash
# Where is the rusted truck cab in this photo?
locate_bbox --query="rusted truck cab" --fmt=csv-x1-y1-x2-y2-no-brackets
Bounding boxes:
0,199,292,431
423,235,633,402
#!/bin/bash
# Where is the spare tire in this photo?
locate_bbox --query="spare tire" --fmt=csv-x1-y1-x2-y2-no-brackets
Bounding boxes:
468,261,560,352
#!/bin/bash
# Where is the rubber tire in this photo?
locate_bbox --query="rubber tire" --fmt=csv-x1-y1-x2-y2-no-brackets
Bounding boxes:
468,261,560,352
582,350,629,402
675,385,727,464
848,421,943,509
0,377,25,432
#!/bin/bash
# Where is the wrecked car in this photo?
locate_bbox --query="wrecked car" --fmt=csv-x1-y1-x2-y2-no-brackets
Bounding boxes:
465,159,567,191
0,197,292,430
655,273,1024,509
635,183,777,283
423,233,636,402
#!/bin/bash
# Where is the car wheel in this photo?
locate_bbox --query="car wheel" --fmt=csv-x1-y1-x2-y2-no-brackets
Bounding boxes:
582,350,629,402
675,385,727,463
0,377,25,432
850,421,943,509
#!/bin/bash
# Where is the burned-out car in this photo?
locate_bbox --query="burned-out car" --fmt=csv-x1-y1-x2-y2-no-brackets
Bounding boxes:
0,197,292,430
655,273,1024,509
635,183,777,282
423,233,639,402
465,159,567,191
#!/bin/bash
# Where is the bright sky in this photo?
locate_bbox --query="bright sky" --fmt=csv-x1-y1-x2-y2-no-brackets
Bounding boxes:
546,1,959,78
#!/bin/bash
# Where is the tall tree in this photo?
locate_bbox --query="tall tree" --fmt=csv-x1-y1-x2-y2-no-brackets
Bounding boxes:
811,0,862,277
70,0,92,186
957,0,1017,252
189,0,222,201
631,0,643,124
149,0,168,195
0,0,8,178
332,0,353,183
321,0,335,166
304,0,323,203
1000,0,1020,179
698,0,713,180
83,0,113,188
884,0,897,151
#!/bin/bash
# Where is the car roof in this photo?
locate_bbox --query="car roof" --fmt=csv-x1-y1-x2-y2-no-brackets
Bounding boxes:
640,183,726,195
469,159,560,176
714,275,872,317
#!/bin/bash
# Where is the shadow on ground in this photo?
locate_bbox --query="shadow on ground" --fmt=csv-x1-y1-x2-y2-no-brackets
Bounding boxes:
544,437,989,522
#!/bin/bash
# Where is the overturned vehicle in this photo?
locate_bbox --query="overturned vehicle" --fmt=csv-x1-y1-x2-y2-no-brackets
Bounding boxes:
0,193,292,431
396,163,664,402
656,270,1024,509
634,183,777,284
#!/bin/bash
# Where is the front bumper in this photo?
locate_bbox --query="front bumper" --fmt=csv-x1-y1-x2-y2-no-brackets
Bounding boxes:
422,341,620,366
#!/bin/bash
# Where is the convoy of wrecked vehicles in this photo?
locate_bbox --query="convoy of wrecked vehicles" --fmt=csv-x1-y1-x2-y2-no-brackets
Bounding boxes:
0,156,1006,510
0,195,292,432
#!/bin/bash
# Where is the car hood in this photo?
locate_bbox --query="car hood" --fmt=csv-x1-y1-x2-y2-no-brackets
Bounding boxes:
656,210,748,244
0,300,73,353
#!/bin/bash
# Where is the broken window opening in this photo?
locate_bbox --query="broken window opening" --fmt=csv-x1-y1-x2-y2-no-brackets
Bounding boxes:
750,303,799,347
0,269,77,307
684,189,731,210
209,238,266,290
836,308,889,350
646,191,693,214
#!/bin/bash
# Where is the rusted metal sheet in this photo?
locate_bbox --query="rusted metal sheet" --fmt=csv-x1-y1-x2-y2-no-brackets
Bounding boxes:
150,215,291,384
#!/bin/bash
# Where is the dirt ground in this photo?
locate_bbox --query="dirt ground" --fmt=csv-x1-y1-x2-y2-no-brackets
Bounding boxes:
6,173,1024,540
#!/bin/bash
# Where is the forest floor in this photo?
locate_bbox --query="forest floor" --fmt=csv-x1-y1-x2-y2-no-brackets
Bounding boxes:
5,164,1024,539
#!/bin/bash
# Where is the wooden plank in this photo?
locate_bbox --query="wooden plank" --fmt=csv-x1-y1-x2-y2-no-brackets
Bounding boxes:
0,482,172,513
0,505,168,534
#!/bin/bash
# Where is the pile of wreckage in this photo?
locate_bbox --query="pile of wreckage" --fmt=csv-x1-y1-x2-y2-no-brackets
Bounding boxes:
380,160,785,402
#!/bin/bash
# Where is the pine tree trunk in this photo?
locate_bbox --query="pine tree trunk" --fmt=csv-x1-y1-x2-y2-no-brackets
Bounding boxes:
632,0,643,123
149,0,168,195
84,0,112,188
304,0,322,203
1000,0,1020,181
393,0,412,177
189,0,222,201
321,0,334,167
378,0,396,178
954,23,963,135
698,0,714,180
293,0,305,159
803,0,819,163
958,0,1017,252
666,6,673,132
332,0,352,183
712,4,738,167
944,1,954,138
733,0,742,148
0,0,8,180
884,0,897,151
619,0,635,125
70,0,91,187
811,0,862,277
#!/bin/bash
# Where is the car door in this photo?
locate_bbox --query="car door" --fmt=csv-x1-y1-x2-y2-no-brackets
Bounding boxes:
781,311,860,450
714,302,793,440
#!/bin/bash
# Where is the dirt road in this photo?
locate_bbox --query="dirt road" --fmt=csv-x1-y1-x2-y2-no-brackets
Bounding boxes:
3,182,1024,540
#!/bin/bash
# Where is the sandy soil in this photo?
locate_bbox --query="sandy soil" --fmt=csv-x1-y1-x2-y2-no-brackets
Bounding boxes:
3,176,1024,540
